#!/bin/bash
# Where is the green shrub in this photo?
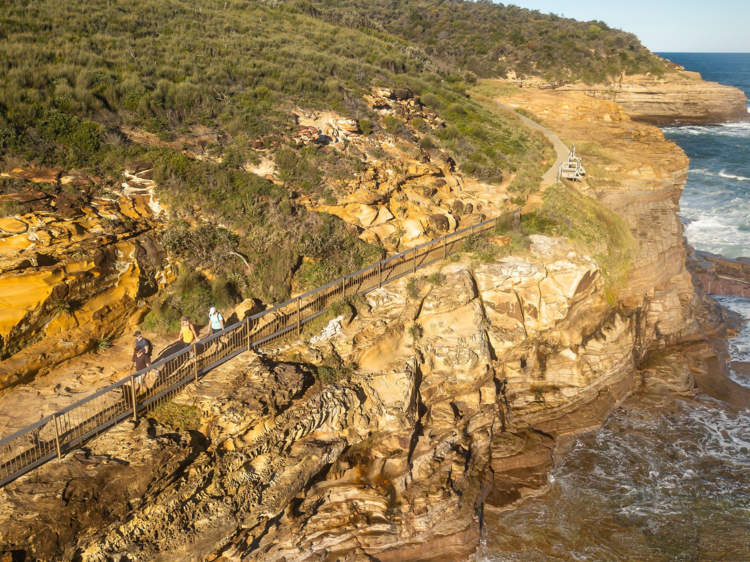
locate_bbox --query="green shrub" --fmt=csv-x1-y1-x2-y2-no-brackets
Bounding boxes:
150,402,202,432
314,352,355,386
143,270,238,333
406,277,423,299
426,272,446,287
37,110,102,153
447,103,467,117
520,212,559,235
96,336,112,353
419,135,436,149
408,323,423,340
0,201,24,218
359,119,373,135
421,93,441,109
384,116,406,135
51,299,72,317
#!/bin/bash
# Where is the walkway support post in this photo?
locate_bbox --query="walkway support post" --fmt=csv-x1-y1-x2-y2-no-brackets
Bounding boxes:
52,414,61,460
296,297,301,335
129,374,137,421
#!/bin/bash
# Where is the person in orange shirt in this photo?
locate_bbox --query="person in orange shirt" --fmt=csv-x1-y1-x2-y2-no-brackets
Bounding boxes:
178,316,199,350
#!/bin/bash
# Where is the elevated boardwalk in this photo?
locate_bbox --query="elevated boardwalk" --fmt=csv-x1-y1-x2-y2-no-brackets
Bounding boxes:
0,214,515,488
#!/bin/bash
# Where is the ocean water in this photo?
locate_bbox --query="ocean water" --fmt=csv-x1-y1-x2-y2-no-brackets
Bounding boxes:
479,54,750,561
659,53,750,258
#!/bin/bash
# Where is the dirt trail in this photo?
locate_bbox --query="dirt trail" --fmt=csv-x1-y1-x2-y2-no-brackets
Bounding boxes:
496,101,569,212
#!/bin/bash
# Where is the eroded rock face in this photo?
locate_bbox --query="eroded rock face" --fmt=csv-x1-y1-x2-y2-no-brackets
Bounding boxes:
301,89,516,252
0,87,732,562
559,71,749,124
0,234,710,561
0,163,170,390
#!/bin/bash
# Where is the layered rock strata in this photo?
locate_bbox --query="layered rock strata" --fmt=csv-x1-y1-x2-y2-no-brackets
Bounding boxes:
0,163,170,391
293,88,535,252
559,71,748,123
0,88,734,561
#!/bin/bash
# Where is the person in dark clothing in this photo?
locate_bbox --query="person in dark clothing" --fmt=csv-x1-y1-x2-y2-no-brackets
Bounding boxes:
134,331,152,356
129,346,151,374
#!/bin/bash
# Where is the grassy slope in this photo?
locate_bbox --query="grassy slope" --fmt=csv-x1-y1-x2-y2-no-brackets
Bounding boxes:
0,0,551,324
295,0,669,84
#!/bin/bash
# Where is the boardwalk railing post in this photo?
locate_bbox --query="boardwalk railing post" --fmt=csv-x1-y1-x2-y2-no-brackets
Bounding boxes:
442,236,446,258
378,261,382,288
129,374,137,421
246,317,251,351
341,277,345,298
52,414,61,460
296,296,301,335
413,247,417,273
193,351,199,383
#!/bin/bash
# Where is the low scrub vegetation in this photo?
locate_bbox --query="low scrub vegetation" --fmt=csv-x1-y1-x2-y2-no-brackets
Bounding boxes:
294,0,669,84
0,0,551,308
524,185,637,304
142,269,239,333
314,352,356,386
149,402,202,432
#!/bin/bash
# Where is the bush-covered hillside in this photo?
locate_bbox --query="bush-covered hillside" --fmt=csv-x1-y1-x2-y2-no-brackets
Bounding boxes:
294,0,668,84
0,0,551,311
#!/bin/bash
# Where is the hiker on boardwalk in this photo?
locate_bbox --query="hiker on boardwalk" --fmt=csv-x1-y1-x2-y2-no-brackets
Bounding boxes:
208,306,225,334
134,330,152,357
178,316,199,350
129,345,151,374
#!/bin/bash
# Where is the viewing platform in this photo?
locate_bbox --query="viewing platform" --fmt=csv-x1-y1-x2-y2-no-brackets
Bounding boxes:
558,145,586,181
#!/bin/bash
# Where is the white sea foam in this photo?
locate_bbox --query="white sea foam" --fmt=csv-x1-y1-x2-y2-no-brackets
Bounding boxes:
719,169,750,181
690,168,716,177
664,121,750,139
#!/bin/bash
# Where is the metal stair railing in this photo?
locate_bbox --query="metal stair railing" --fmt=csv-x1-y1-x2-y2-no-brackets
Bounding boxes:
0,212,513,488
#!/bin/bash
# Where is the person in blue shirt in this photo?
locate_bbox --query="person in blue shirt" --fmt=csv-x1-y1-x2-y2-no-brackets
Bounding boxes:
134,331,152,357
208,306,225,335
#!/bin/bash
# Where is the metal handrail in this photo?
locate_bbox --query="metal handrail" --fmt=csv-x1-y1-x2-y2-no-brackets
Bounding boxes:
0,211,513,488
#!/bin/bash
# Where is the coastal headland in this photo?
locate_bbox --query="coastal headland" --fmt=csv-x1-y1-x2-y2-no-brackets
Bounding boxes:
1,76,746,561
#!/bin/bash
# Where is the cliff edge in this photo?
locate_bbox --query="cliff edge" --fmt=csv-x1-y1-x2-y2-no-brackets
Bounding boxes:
559,70,749,124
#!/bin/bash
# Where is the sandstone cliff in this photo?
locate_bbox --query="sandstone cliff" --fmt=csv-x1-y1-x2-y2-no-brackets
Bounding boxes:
0,164,171,392
0,86,735,561
558,71,748,124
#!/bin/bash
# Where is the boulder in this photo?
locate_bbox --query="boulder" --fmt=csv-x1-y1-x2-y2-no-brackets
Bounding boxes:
428,213,450,233
393,89,414,101
124,161,153,175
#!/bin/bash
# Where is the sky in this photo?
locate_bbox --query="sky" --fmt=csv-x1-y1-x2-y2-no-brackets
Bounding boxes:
500,0,750,53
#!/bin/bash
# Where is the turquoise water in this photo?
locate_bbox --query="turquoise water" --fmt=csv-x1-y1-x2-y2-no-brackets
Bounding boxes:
660,53,750,258
479,55,750,561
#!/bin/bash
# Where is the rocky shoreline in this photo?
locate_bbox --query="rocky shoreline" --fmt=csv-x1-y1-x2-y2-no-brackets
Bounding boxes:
0,81,745,561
